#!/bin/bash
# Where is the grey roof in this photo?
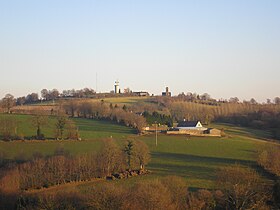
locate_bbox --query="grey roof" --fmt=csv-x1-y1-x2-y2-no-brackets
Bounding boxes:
177,121,199,127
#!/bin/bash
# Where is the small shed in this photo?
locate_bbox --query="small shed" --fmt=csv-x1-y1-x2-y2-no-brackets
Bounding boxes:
204,128,221,137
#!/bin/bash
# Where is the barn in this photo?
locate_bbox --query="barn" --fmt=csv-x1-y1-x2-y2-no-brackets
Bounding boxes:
176,120,207,131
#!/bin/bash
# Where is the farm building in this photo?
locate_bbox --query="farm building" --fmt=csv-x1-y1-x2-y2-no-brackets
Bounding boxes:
176,120,207,131
167,120,221,137
204,128,222,137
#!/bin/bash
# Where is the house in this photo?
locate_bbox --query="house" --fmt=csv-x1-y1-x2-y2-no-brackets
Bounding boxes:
176,120,206,131
167,120,222,137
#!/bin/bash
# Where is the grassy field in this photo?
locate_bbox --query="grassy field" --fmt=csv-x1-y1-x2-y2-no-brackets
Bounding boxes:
0,113,274,190
100,96,150,106
0,114,136,159
139,134,264,189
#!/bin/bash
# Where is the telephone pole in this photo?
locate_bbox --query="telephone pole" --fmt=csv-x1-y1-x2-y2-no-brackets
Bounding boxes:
155,123,158,147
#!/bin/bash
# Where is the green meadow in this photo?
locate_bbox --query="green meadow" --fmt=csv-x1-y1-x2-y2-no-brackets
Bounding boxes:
0,114,136,159
101,96,150,106
0,113,273,189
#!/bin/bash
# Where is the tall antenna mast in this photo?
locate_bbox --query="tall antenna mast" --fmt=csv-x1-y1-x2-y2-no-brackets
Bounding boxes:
96,72,98,93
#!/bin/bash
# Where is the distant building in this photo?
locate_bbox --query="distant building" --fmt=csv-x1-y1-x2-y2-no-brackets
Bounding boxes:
162,87,171,96
124,88,132,94
133,91,149,97
114,81,120,94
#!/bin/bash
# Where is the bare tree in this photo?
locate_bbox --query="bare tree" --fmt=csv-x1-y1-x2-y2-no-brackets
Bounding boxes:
0,116,17,140
55,113,68,140
97,139,123,176
217,164,270,209
66,120,79,140
274,97,280,105
1,94,15,113
63,100,78,117
134,140,150,170
31,111,48,139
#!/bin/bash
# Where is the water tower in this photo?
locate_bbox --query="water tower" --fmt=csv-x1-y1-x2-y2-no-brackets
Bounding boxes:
114,81,120,94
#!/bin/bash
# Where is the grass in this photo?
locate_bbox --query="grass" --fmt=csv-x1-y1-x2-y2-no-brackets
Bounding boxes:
73,118,136,139
101,96,150,106
0,113,136,159
0,113,274,189
138,134,264,189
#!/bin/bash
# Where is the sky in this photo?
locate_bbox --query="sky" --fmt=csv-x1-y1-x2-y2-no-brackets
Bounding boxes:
0,0,279,102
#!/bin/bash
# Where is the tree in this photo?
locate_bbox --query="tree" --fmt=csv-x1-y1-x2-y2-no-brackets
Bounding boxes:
55,114,68,140
250,98,257,105
31,112,48,139
258,146,280,176
25,93,39,104
129,179,173,210
274,97,280,105
161,176,189,209
217,164,270,209
134,140,150,170
16,97,26,106
124,140,134,169
41,89,49,100
50,89,60,100
97,139,123,176
0,116,17,140
63,100,78,117
86,183,126,210
229,97,239,103
66,120,79,140
201,93,211,101
1,94,15,113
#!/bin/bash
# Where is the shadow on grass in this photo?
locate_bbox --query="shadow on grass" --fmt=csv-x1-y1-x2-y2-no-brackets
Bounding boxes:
75,118,137,135
148,151,275,190
215,123,272,139
148,152,256,183
151,152,255,166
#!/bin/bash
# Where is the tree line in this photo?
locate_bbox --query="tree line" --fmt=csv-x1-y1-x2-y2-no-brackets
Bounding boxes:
0,111,79,141
2,164,277,209
150,96,280,139
0,139,150,192
63,100,147,133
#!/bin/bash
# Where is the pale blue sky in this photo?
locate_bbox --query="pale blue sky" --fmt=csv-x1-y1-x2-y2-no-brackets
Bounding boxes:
0,0,279,102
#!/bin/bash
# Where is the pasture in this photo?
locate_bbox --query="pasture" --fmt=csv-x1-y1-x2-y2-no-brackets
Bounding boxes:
0,113,273,189
101,96,150,106
0,114,136,159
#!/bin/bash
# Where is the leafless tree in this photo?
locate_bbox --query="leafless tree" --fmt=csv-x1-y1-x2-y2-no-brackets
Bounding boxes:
134,140,150,170
0,116,17,140
1,94,15,113
217,164,270,209
31,111,48,139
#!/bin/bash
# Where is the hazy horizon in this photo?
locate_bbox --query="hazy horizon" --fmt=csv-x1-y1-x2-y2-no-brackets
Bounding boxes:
1,1,279,102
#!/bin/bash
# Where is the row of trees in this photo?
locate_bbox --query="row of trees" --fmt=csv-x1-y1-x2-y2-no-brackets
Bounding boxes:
150,96,280,139
63,100,147,133
2,164,275,209
41,88,96,100
0,112,79,141
177,92,280,105
142,111,173,127
0,139,150,191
